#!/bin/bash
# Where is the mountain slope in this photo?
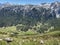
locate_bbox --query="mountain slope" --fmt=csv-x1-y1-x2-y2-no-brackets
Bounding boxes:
0,2,60,31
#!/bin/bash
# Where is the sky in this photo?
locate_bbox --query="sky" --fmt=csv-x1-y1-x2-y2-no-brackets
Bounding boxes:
0,0,60,5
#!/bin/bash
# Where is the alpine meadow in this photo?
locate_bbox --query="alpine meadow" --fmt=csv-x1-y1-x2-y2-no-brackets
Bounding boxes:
0,0,60,45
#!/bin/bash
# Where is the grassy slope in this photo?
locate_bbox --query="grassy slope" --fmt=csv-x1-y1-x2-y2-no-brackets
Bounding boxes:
0,26,60,45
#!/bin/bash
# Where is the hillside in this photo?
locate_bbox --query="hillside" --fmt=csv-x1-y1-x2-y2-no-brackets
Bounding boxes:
0,2,60,32
0,1,60,45
0,2,60,26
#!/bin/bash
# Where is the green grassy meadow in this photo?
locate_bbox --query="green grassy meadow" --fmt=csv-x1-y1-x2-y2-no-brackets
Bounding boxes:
0,26,60,45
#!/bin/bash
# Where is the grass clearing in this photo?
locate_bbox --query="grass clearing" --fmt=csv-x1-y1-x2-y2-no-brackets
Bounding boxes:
0,26,60,45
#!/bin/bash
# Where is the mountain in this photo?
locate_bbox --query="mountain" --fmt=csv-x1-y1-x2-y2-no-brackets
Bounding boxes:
50,1,60,18
0,2,12,9
0,1,60,27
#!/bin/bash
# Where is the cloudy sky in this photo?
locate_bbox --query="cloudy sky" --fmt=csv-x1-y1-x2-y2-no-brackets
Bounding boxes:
0,0,60,4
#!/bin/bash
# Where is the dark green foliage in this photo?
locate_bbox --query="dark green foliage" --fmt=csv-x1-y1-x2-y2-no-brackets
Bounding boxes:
16,24,29,31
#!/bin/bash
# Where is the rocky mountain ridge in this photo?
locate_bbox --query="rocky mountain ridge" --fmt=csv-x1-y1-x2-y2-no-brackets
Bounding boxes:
0,1,60,27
